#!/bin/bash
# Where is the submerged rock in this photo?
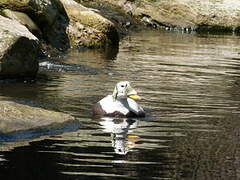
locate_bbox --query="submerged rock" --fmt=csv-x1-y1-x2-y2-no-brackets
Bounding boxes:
0,15,39,79
0,101,76,134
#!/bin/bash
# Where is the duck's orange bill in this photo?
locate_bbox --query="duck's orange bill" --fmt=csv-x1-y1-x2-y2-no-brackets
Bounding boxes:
128,94,141,100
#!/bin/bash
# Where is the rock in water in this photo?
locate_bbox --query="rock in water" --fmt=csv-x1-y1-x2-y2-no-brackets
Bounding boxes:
0,101,76,134
0,15,39,79
94,0,240,32
60,0,119,48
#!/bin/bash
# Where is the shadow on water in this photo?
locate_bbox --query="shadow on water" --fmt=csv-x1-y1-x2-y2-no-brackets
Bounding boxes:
1,30,240,179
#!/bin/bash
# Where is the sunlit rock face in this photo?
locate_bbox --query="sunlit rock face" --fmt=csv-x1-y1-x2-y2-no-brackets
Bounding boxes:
88,0,240,32
59,0,119,48
0,15,39,79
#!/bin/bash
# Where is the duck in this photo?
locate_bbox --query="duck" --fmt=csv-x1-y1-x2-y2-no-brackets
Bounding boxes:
92,81,145,117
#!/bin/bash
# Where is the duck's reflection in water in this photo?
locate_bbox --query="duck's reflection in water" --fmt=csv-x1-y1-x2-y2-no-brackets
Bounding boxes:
99,117,140,155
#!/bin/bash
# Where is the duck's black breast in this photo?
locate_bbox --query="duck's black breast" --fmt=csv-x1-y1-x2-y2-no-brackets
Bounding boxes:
92,102,107,116
107,111,145,118
92,103,125,117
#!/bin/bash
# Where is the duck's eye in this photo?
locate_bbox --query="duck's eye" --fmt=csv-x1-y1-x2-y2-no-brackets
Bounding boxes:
121,85,125,88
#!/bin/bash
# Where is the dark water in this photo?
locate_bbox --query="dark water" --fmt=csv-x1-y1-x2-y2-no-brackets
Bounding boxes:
1,30,240,179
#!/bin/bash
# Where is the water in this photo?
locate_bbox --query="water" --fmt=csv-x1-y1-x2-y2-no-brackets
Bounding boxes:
1,30,240,179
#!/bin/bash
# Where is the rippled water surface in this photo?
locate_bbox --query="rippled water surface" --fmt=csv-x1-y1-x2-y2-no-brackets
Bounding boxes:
1,30,240,179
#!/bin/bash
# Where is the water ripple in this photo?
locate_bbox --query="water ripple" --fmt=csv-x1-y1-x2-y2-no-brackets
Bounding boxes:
1,31,240,179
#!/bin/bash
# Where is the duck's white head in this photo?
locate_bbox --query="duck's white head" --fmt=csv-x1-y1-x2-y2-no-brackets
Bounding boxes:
112,81,141,101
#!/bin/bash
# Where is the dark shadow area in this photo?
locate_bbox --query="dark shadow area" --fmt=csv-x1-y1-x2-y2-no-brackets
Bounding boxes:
0,37,39,80
26,0,71,51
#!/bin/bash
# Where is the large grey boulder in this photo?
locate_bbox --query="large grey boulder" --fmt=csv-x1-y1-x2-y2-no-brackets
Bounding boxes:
95,0,240,32
0,15,39,79
0,101,76,134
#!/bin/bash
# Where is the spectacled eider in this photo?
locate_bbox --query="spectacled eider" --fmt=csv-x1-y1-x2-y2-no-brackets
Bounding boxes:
92,81,145,117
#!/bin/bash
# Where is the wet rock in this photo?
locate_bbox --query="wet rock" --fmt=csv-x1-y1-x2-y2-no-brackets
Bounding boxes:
0,101,75,134
0,15,39,79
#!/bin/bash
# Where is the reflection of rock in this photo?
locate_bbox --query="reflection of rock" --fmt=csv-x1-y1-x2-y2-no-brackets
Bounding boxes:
0,15,39,79
99,117,139,155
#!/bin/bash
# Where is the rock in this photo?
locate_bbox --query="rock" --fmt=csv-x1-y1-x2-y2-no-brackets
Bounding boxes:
26,0,71,50
190,0,240,32
28,0,61,27
0,15,39,79
1,9,42,37
0,0,31,11
0,0,63,27
91,0,240,32
75,0,139,38
0,0,71,50
60,0,119,47
0,101,76,134
0,0,120,50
